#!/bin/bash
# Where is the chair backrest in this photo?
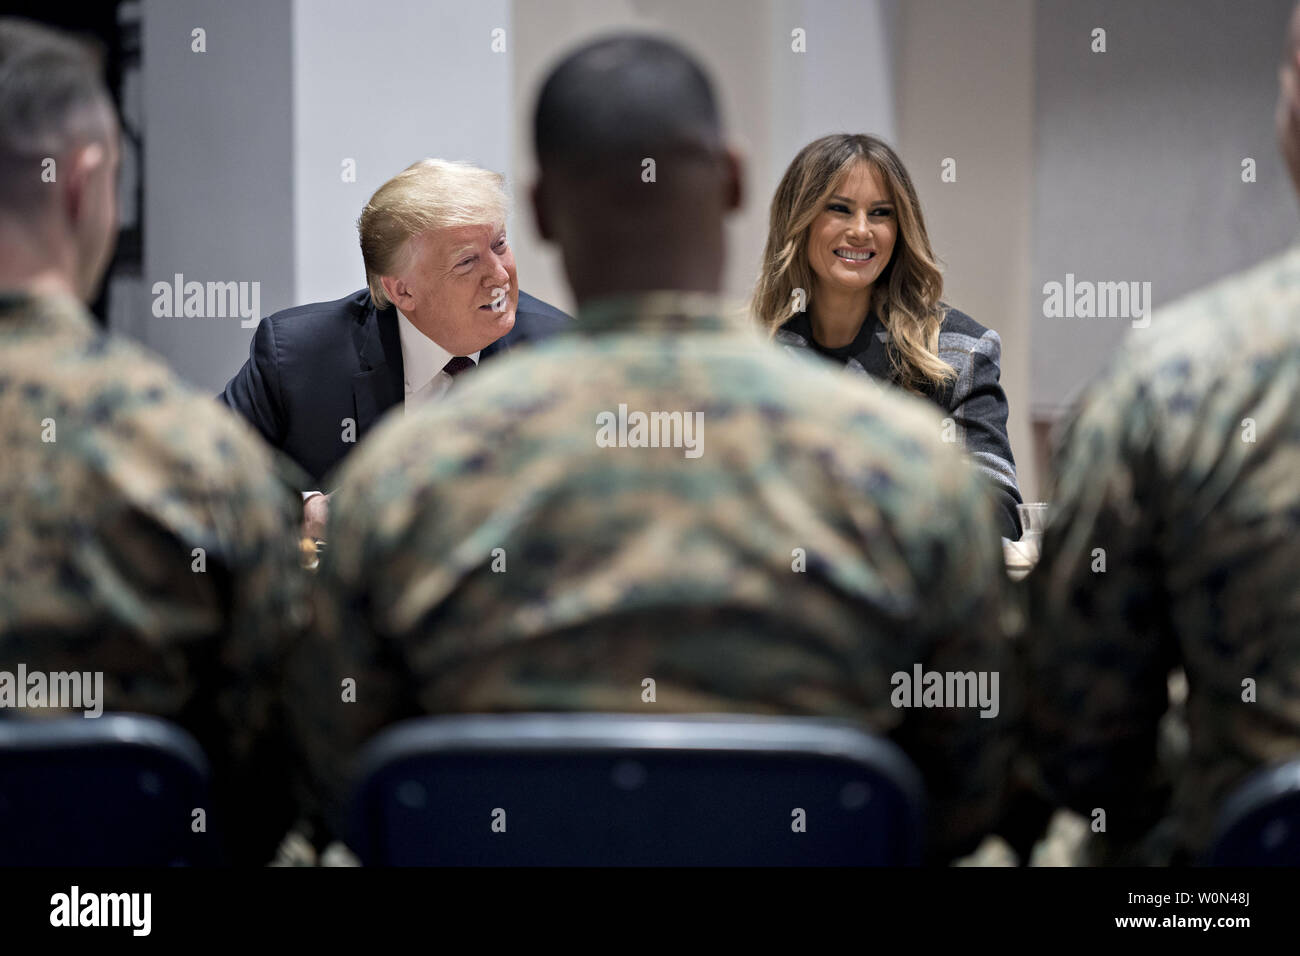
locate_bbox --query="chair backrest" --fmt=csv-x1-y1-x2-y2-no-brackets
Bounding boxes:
347,713,926,866
1205,758,1300,865
0,713,217,866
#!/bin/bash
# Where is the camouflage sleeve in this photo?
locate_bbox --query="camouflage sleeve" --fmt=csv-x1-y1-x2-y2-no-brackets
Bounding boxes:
1025,371,1176,842
95,400,314,865
284,463,420,846
886,457,1017,863
204,437,314,864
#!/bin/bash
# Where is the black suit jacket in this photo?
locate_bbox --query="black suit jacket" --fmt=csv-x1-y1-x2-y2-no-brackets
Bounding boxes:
220,288,569,486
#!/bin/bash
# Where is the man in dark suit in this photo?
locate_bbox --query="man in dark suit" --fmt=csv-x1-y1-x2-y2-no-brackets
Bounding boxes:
221,158,569,537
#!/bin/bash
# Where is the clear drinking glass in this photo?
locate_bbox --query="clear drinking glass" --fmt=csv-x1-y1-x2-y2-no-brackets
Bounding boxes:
1017,502,1049,543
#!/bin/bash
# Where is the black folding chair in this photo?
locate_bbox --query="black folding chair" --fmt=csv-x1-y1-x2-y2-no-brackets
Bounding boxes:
0,713,217,866
1205,758,1300,865
347,713,926,866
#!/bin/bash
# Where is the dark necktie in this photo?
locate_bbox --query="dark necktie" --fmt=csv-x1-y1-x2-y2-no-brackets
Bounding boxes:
443,355,476,378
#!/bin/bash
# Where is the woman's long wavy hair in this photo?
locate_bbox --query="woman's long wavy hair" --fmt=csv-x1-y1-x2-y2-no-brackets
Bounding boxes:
753,134,953,394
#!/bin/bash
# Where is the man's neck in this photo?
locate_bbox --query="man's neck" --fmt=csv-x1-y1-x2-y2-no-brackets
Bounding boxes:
395,306,441,346
0,226,79,301
567,250,723,309
0,270,78,301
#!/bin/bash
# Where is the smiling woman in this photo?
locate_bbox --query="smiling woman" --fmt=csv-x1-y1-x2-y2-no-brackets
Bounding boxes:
752,133,1024,539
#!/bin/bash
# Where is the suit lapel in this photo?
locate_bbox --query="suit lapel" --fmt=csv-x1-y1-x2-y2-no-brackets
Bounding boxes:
353,299,404,434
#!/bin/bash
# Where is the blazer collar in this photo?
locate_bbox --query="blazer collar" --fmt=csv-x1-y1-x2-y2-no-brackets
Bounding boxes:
349,291,528,430
353,295,405,434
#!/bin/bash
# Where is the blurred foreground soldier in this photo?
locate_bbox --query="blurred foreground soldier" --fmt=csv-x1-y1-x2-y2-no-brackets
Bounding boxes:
0,18,307,864
292,34,1013,863
1027,2,1300,866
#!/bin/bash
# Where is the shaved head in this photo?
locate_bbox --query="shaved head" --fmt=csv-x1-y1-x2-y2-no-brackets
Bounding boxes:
530,34,742,306
0,17,114,212
533,34,723,179
0,17,119,302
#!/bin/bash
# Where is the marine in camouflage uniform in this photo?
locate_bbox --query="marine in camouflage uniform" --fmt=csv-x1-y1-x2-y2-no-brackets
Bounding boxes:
290,290,1017,862
1026,243,1300,864
0,291,310,865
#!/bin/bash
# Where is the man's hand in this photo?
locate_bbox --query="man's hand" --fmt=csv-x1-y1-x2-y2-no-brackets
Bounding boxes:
303,492,330,541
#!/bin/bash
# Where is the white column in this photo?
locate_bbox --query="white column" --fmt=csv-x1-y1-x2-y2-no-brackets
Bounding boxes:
896,0,1037,498
141,0,295,392
292,0,513,306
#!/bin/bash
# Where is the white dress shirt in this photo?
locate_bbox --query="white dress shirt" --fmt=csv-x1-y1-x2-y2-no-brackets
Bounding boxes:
397,308,480,411
302,310,480,502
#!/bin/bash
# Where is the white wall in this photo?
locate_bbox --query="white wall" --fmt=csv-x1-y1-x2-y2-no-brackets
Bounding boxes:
292,0,513,304
895,0,1037,498
141,0,294,392
767,0,897,177
1030,0,1297,417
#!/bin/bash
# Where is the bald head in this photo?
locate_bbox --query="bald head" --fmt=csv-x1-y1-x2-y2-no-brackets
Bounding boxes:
531,34,742,305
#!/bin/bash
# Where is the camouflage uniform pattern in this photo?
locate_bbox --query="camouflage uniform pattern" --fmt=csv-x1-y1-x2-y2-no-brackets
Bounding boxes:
291,291,1016,861
1027,243,1300,863
0,291,310,864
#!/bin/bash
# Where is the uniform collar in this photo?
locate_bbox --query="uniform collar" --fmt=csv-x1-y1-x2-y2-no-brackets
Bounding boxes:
0,289,96,338
573,291,754,336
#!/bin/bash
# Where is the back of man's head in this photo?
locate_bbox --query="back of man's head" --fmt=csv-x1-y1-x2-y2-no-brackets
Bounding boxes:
534,34,723,175
1280,4,1300,197
531,34,741,303
0,17,118,301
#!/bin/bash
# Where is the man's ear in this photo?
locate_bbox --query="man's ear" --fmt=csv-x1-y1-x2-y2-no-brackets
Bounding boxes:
722,146,744,215
63,140,107,229
531,177,554,243
378,273,405,309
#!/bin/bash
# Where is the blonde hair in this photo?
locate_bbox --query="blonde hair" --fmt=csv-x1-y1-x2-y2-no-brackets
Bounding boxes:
752,134,953,394
358,158,510,308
